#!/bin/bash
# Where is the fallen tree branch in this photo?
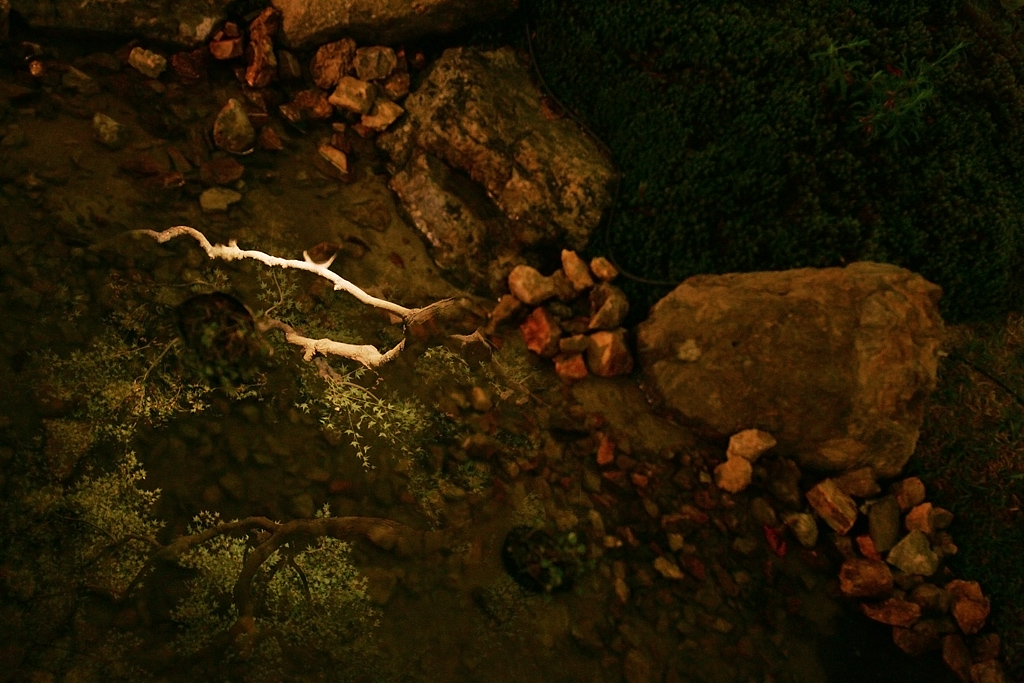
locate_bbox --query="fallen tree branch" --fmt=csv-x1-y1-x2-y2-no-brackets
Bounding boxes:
132,226,482,368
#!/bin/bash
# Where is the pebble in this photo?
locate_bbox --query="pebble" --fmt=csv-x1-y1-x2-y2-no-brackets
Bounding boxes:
92,113,126,149
128,47,167,78
199,187,242,212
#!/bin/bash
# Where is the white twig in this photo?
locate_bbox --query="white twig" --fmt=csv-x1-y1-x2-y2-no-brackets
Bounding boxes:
135,226,412,317
134,226,473,369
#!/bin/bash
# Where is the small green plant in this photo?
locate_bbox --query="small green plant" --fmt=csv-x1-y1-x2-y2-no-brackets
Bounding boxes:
302,362,430,469
811,35,972,150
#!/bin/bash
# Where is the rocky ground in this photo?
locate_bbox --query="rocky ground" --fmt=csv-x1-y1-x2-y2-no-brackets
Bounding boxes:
0,13,1013,683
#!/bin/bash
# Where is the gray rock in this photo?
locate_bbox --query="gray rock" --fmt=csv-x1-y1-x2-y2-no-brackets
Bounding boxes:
10,0,222,46
868,494,902,552
636,262,945,478
886,530,940,576
271,0,517,49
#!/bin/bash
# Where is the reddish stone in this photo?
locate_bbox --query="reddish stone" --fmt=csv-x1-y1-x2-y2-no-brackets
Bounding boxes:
970,659,1008,683
119,153,166,177
585,328,634,377
257,126,284,151
678,554,706,581
630,472,648,488
596,432,615,466
893,625,941,656
905,502,934,534
245,7,280,88
553,353,588,381
806,478,859,534
209,36,243,60
520,307,562,357
693,489,717,511
942,635,972,683
200,157,244,186
945,580,990,635
311,38,357,90
892,476,926,512
839,558,893,599
860,597,922,627
328,479,352,494
855,534,883,561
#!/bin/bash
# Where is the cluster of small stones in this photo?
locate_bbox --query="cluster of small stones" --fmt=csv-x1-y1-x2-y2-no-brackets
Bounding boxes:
714,428,1008,683
484,250,634,380
73,8,414,212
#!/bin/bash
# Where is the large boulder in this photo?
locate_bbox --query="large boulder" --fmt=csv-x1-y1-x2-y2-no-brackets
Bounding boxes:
9,0,226,45
271,0,518,48
635,262,945,478
378,47,617,296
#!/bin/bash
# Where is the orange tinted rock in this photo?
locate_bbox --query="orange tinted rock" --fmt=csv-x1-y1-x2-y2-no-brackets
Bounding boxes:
839,558,893,599
860,597,922,627
942,635,972,683
905,502,934,534
245,8,280,88
585,329,633,377
554,353,588,381
946,580,990,635
892,476,926,512
520,307,561,357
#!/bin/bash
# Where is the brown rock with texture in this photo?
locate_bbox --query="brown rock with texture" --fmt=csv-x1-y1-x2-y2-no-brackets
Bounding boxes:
970,660,1008,683
839,558,893,599
272,0,518,49
520,307,561,358
245,8,280,88
942,635,973,683
945,580,990,635
379,48,616,295
860,596,922,627
310,38,356,89
635,263,945,478
892,476,926,512
806,478,859,534
586,329,633,378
